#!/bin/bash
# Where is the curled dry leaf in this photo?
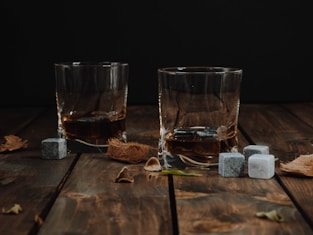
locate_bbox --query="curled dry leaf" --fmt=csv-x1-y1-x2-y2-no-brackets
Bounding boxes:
280,154,313,177
2,204,23,214
144,157,162,172
34,214,44,225
107,138,150,164
256,210,284,222
0,135,28,153
114,166,134,183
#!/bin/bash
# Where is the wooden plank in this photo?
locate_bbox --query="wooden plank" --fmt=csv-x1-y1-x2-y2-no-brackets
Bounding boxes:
239,103,313,161
238,103,313,228
0,107,47,136
282,102,313,128
126,105,160,147
1,104,312,235
0,107,78,235
276,103,313,229
173,103,313,234
38,106,172,235
38,155,173,235
173,170,312,235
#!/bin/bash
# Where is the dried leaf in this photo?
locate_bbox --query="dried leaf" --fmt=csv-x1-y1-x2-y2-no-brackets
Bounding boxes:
114,166,134,183
256,210,284,222
280,154,313,177
0,135,28,153
0,176,17,185
144,157,162,172
162,169,202,177
107,138,150,163
34,214,44,225
2,204,23,214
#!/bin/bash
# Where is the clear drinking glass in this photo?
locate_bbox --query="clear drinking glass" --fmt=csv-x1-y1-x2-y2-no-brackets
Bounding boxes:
55,62,128,149
158,67,242,168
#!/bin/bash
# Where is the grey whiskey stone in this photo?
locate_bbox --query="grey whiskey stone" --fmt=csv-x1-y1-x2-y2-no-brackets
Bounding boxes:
248,154,275,179
243,145,269,159
41,138,67,159
218,152,245,177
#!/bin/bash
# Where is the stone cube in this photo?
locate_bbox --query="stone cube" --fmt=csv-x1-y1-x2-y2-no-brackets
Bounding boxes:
41,138,67,159
219,152,245,177
243,145,269,159
248,154,275,179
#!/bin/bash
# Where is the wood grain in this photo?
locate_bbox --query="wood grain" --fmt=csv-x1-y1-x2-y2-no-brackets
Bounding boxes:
1,104,313,235
282,102,313,128
0,107,47,136
38,106,171,235
239,103,313,161
38,155,173,235
239,103,313,229
173,170,312,235
0,107,77,235
126,105,160,147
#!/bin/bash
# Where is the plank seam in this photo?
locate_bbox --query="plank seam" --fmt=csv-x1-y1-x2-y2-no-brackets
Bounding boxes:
168,174,179,235
28,153,81,235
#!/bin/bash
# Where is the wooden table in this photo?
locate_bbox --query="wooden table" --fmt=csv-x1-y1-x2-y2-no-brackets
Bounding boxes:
1,103,313,235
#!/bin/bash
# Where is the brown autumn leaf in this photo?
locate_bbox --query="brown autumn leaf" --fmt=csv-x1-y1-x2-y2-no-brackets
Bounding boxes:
34,214,44,225
256,210,284,222
114,166,134,183
0,135,28,153
144,157,162,172
2,204,23,214
280,154,313,177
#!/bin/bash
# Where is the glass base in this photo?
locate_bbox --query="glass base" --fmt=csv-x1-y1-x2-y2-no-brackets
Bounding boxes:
66,139,108,153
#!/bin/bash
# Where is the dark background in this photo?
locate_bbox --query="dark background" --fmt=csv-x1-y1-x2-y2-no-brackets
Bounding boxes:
2,1,312,106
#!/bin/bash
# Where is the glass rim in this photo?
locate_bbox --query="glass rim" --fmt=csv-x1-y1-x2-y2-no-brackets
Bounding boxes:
54,61,128,68
158,66,242,75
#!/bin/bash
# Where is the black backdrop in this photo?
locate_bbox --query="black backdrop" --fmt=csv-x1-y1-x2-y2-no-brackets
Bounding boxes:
2,1,312,106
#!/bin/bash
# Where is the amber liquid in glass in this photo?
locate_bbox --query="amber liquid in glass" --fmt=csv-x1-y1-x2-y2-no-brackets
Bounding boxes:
62,113,126,144
165,126,238,163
